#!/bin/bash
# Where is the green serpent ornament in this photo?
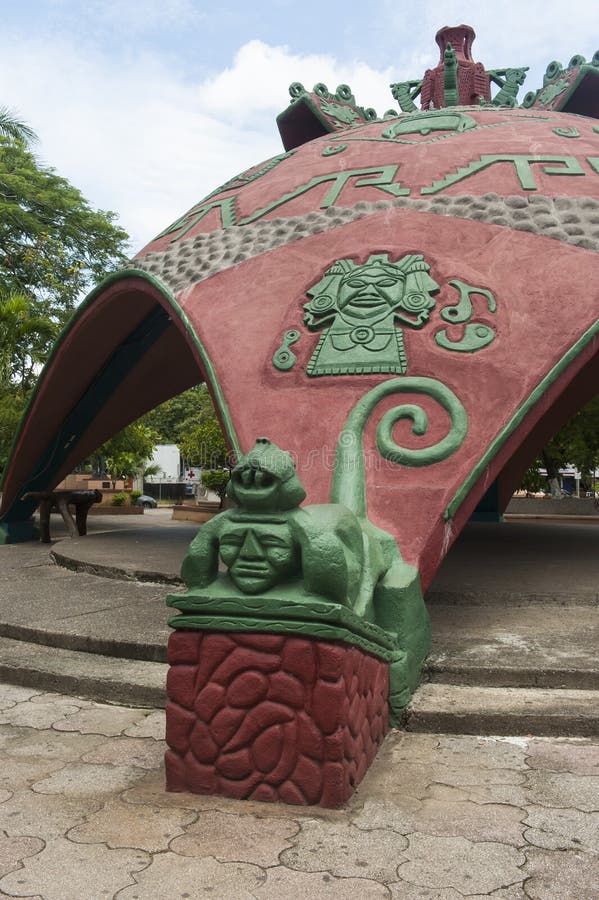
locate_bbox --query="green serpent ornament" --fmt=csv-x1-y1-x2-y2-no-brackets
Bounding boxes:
331,377,468,518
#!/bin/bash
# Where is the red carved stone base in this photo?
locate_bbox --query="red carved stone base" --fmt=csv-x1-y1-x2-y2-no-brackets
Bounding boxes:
165,630,389,807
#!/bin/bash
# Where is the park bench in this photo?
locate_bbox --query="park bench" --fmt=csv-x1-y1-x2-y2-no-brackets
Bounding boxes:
22,489,103,543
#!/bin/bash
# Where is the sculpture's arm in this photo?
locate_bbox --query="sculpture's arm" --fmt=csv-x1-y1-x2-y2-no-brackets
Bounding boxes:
180,517,223,589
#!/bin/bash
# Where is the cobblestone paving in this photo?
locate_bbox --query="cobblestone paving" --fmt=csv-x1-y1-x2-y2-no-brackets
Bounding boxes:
0,684,597,898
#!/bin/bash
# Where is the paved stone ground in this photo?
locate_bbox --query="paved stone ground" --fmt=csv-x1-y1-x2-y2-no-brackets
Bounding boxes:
0,683,597,899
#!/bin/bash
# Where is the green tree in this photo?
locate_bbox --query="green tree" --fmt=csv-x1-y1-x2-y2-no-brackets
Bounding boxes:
521,396,599,496
0,136,129,327
92,422,159,489
0,289,56,388
0,107,37,145
143,384,230,468
0,113,130,479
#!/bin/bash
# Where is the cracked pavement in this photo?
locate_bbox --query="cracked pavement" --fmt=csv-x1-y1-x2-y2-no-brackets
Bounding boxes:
0,684,597,898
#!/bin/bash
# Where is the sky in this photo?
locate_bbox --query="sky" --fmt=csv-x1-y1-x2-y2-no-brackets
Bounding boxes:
1,0,598,253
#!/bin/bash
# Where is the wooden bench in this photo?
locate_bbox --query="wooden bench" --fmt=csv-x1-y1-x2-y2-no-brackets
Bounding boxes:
23,489,103,543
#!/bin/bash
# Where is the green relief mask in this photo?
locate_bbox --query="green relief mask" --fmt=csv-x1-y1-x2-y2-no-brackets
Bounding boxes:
218,520,300,594
303,253,440,377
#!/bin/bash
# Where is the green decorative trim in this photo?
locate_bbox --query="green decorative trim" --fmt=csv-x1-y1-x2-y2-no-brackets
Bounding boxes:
586,157,599,174
201,151,296,202
172,436,430,720
322,144,347,156
272,330,300,371
331,377,468,519
421,154,586,195
487,68,528,107
152,152,296,243
168,613,398,662
240,165,409,225
553,127,580,138
381,110,477,139
445,317,599,520
155,197,238,242
435,324,495,353
0,270,241,528
168,585,398,651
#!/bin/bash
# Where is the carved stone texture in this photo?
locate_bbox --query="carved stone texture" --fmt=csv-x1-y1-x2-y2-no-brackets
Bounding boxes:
165,630,389,808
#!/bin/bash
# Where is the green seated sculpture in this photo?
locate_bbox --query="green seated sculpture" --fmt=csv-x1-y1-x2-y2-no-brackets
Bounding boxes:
170,435,434,719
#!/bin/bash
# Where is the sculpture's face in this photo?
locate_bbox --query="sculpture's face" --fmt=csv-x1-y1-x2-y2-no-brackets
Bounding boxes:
219,522,298,593
337,264,404,321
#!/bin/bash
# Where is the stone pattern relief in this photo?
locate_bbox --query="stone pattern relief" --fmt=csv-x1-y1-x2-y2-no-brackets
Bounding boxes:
0,683,598,897
164,630,389,807
132,194,599,295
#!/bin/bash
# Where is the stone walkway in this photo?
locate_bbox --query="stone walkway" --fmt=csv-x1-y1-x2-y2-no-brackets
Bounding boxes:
0,683,597,899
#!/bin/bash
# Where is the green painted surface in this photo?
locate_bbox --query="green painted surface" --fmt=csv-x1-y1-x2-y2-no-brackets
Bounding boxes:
171,437,431,720
331,377,468,520
302,253,439,377
421,154,586,195
435,279,497,353
381,110,477,139
443,44,459,107
272,330,300,371
488,68,528,107
240,165,409,225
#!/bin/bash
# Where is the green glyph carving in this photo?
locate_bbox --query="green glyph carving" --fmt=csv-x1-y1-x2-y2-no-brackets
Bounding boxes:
320,100,360,126
421,154,585,195
434,280,497,353
322,144,347,156
381,110,477,139
272,330,300,371
389,80,422,113
303,254,440,377
538,77,570,107
553,127,580,138
170,386,467,718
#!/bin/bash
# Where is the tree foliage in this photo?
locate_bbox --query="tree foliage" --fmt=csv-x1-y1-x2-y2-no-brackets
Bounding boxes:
143,384,230,468
0,136,129,326
0,112,130,478
92,422,159,488
521,395,599,494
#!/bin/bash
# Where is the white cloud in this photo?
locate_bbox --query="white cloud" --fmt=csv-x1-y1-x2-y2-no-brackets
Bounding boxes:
197,40,396,119
2,5,598,254
0,34,399,251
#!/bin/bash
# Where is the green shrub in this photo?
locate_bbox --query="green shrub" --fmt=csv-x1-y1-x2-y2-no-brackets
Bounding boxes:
201,469,230,507
129,490,142,504
111,491,128,507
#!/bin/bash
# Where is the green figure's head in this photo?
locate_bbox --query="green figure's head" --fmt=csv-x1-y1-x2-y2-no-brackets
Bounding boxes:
227,438,306,511
337,262,406,321
218,520,299,594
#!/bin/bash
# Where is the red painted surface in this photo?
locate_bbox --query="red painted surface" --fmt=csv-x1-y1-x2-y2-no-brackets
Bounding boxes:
3,109,598,593
165,631,389,807
167,209,599,589
138,109,599,252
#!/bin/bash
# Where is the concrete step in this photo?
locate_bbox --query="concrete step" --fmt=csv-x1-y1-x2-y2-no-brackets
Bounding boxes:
404,683,599,737
425,602,599,689
0,635,167,708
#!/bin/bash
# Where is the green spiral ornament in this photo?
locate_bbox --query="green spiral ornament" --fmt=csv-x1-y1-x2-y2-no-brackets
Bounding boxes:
330,377,468,518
